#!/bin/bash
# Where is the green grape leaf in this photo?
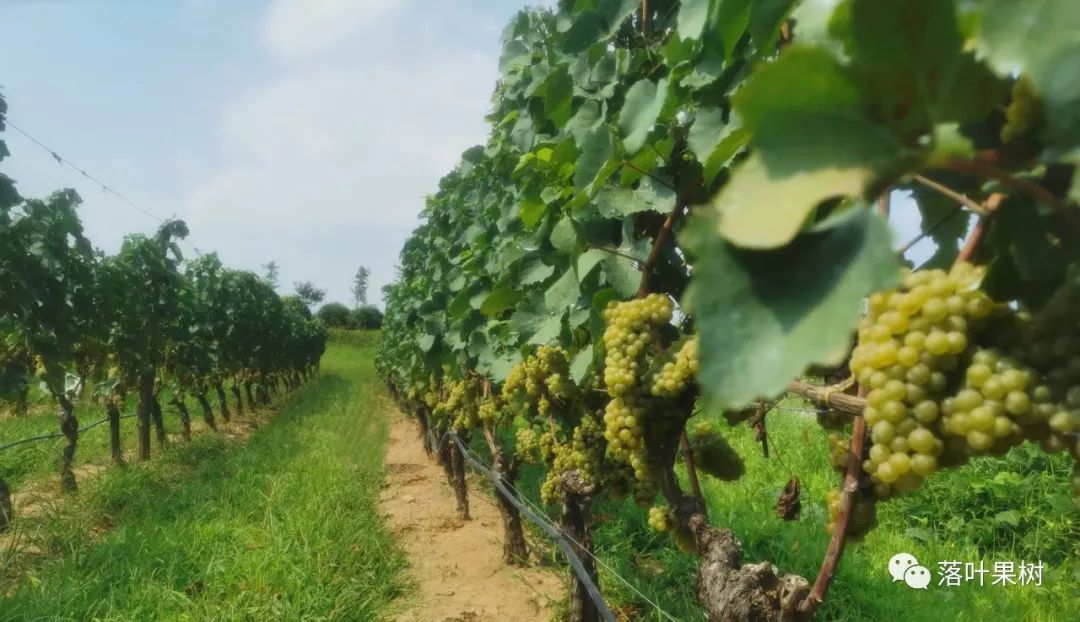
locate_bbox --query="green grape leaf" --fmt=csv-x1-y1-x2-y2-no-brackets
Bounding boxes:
574,126,616,190
551,216,579,254
682,208,899,409
977,0,1080,149
710,112,900,249
594,178,675,219
480,279,521,317
545,267,581,311
677,0,712,40
714,0,755,60
748,0,796,54
618,78,670,154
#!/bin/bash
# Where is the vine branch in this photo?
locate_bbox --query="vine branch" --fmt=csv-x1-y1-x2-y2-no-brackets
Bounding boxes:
947,159,1080,234
636,201,686,298
799,387,868,613
585,243,644,265
912,174,989,216
621,159,677,192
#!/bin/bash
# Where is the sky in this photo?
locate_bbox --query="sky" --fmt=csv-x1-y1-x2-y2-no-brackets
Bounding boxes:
0,0,933,311
0,0,554,308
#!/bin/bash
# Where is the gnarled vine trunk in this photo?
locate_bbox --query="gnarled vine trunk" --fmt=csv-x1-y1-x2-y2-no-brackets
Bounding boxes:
137,374,154,461
106,400,124,466
440,434,470,520
416,405,433,458
231,383,244,417
493,458,528,565
215,382,231,422
15,385,29,416
244,382,257,411
692,515,811,622
151,394,167,447
195,392,217,431
561,492,598,622
482,426,528,565
0,478,11,533
171,396,192,441
657,464,812,621
56,394,79,492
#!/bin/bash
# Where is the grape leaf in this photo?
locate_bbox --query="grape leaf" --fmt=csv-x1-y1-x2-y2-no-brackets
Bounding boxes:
618,78,670,154
682,208,899,409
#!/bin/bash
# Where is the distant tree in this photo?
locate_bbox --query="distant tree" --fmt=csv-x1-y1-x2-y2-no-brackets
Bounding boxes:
261,261,279,289
281,294,312,320
294,281,325,308
316,302,351,327
351,266,370,308
351,305,383,329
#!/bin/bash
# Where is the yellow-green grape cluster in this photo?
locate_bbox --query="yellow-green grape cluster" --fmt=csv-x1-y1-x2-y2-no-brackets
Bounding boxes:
827,434,851,473
516,427,539,460
478,399,499,425
502,345,577,416
436,377,482,430
602,294,673,396
601,295,673,495
647,506,670,532
824,487,877,539
939,349,1034,456
687,419,745,481
538,431,556,463
650,336,699,397
852,264,994,494
1001,76,1043,144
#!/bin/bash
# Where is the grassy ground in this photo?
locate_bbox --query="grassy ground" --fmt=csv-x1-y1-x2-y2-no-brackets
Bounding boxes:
0,344,406,621
506,397,1078,621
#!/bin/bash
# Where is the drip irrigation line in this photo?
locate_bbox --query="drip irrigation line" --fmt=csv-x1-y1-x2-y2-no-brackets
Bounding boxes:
458,439,683,622
446,432,618,622
0,412,137,453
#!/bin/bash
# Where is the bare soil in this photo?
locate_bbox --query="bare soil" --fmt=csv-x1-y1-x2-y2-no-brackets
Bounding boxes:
381,411,562,622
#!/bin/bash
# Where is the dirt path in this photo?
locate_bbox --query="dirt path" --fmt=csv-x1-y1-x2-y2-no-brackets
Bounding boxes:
381,411,562,622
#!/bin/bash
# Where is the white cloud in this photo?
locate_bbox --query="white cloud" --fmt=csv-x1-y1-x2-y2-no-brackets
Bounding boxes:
261,0,405,62
180,0,506,306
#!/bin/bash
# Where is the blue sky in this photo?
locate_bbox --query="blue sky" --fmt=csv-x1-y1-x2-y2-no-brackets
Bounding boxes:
0,0,934,308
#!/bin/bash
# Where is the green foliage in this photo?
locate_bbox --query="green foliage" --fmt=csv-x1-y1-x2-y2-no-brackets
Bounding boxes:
316,302,352,328
352,266,370,307
293,280,326,308
351,305,383,330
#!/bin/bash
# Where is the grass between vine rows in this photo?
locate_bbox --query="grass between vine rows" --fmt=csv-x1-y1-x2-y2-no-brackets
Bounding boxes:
0,344,406,620
496,398,1078,621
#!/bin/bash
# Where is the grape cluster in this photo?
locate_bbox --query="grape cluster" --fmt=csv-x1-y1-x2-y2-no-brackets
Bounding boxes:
650,336,699,397
1001,76,1042,144
844,263,1080,516
478,399,499,425
686,419,745,481
827,434,851,472
851,264,995,495
824,487,877,538
503,345,577,417
601,295,675,502
647,505,670,532
516,427,539,458
432,377,483,430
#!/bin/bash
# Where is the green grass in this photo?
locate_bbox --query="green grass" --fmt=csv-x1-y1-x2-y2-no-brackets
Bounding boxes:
0,344,406,621
505,397,1079,621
